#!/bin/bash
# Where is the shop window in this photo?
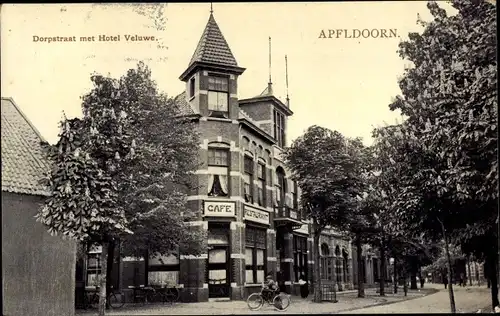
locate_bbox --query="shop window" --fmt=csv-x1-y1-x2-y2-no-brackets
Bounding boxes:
245,227,267,284
148,254,180,287
208,149,229,197
86,245,102,286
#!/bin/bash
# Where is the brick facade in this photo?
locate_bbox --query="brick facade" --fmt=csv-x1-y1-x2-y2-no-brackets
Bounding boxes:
76,10,355,304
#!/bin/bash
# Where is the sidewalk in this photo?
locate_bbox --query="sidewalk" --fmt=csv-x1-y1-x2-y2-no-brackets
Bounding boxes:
77,286,436,315
342,283,491,314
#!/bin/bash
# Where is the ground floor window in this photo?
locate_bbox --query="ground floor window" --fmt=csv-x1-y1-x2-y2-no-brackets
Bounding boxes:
293,235,307,282
148,254,180,287
86,245,102,286
245,226,267,284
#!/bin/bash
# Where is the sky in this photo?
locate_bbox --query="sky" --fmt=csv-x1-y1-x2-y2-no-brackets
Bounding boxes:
1,2,454,146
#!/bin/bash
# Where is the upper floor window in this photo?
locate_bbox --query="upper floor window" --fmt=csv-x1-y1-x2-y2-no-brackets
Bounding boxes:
243,156,254,203
274,109,286,148
257,162,266,207
189,77,196,98
208,149,229,197
290,180,297,209
208,76,229,117
275,168,286,207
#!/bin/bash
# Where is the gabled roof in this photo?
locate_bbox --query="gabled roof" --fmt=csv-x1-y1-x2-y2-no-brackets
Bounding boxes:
188,13,239,68
1,97,50,196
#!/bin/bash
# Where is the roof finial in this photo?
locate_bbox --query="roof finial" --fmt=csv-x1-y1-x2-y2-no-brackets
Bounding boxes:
210,2,213,14
285,54,290,108
268,36,273,94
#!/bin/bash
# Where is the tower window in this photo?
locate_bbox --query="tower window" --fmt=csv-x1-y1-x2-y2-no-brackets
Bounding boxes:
208,76,229,117
274,109,286,148
189,77,196,98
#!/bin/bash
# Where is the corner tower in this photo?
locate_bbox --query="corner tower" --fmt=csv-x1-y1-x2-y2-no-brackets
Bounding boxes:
179,12,245,120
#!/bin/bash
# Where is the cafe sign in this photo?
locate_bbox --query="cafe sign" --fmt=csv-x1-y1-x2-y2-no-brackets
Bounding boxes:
204,201,235,217
244,206,270,225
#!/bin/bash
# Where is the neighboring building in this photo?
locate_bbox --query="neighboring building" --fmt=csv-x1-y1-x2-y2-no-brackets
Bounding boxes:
351,243,391,289
77,10,357,302
1,97,76,316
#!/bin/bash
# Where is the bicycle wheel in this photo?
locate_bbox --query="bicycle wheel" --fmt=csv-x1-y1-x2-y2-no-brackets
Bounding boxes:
273,293,290,311
247,293,264,310
168,287,180,302
108,292,125,309
163,291,176,304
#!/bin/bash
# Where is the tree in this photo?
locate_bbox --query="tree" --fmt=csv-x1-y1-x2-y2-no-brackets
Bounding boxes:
283,126,365,302
388,0,497,310
38,62,205,315
37,115,133,316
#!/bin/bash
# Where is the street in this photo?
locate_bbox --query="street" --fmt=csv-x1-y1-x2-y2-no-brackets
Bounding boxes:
76,283,491,315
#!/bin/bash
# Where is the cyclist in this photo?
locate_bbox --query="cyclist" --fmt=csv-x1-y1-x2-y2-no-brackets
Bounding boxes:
262,272,279,301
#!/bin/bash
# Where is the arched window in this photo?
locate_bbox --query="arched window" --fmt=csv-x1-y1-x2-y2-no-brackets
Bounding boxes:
320,243,333,281
335,246,342,284
275,167,286,207
257,158,267,207
342,248,349,284
207,147,229,197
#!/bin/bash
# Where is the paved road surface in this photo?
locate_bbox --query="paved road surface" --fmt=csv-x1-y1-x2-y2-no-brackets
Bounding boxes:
343,283,491,314
77,283,490,314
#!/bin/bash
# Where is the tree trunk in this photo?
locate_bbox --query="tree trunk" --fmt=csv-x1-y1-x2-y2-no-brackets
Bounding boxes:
144,248,150,286
105,240,115,310
355,233,365,298
98,242,109,316
467,256,472,286
410,258,418,290
312,224,322,303
486,251,499,308
440,220,456,314
379,238,386,296
403,267,408,296
393,257,398,294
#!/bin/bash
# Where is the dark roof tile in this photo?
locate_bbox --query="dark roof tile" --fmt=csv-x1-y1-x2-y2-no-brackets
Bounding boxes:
1,97,50,196
189,13,238,68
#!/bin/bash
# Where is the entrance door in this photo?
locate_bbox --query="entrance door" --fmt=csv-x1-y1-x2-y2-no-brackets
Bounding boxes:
207,224,230,298
207,246,229,298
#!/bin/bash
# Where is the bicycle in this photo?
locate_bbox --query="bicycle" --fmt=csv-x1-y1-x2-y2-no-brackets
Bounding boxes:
246,286,291,311
83,286,125,309
163,283,181,302
140,286,178,305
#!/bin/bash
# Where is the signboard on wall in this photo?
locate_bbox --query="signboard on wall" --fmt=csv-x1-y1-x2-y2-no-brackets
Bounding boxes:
244,206,270,225
204,201,235,217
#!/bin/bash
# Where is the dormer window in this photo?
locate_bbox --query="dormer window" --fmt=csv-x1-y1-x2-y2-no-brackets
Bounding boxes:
208,76,229,118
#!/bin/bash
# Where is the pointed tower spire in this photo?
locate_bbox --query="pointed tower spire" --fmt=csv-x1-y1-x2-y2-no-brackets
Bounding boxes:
285,54,290,108
180,9,245,81
188,13,238,68
210,2,213,14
